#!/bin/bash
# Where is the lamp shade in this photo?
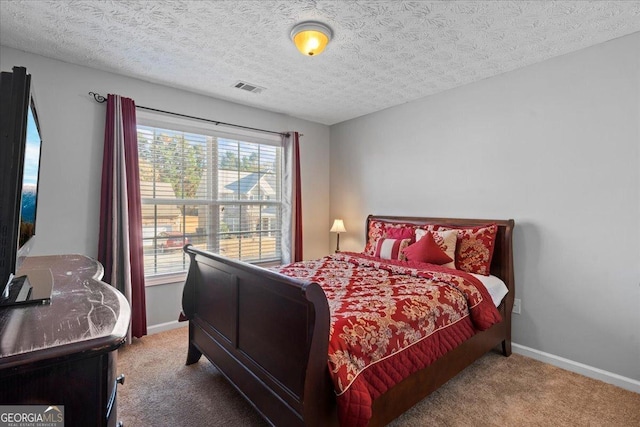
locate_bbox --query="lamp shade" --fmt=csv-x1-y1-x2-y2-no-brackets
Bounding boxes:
291,21,332,56
330,219,346,233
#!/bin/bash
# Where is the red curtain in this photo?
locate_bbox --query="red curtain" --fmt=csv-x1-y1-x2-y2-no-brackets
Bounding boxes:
97,94,147,340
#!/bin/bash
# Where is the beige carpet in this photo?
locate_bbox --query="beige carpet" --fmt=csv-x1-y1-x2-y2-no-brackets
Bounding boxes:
118,327,640,427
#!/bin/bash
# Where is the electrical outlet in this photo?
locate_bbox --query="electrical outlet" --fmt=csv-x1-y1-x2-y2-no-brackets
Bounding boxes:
512,298,521,314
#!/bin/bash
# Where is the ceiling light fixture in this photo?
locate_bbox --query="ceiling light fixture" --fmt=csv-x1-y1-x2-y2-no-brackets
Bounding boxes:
291,21,333,57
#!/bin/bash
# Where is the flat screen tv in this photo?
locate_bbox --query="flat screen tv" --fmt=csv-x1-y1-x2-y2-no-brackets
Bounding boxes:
0,66,45,305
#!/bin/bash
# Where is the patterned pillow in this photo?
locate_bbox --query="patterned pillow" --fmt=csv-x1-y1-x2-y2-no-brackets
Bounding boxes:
415,229,457,269
364,220,416,256
402,231,453,265
364,220,387,256
434,223,498,275
374,238,411,261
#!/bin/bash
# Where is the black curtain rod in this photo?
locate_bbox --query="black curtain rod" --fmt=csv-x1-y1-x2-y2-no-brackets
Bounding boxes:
89,92,289,137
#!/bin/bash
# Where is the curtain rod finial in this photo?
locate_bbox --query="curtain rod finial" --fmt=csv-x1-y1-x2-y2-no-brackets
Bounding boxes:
89,91,106,103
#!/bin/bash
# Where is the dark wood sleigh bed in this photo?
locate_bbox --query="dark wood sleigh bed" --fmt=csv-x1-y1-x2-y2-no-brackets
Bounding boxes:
181,215,515,426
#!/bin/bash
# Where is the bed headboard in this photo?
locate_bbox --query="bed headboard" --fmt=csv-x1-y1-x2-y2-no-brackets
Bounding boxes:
365,215,515,299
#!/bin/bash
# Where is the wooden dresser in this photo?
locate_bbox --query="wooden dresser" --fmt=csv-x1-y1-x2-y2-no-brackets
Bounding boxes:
0,255,130,427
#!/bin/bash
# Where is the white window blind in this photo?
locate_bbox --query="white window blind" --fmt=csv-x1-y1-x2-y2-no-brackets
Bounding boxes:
137,112,283,279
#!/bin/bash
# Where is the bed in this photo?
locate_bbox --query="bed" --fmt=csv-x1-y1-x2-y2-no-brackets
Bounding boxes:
181,215,515,426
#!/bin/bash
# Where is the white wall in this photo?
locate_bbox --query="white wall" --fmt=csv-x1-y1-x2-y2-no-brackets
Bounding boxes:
330,33,640,382
0,46,331,328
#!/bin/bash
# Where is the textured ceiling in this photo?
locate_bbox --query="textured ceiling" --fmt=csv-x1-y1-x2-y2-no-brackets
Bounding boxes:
1,1,640,125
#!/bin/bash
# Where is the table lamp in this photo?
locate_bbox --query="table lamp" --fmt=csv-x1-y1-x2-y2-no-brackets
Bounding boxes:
330,219,346,252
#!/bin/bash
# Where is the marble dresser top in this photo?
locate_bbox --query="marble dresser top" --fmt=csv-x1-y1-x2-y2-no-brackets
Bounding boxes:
0,255,130,369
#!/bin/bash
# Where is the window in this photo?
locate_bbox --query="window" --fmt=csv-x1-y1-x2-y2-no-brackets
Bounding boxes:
137,112,283,280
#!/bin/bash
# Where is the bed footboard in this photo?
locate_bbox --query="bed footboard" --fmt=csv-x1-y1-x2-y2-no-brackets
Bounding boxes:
181,245,337,427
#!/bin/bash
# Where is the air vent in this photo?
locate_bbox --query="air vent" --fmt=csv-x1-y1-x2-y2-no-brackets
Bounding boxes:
233,81,265,94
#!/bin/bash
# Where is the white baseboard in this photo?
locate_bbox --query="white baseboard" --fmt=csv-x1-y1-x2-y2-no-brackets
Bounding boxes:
512,343,640,394
147,320,188,335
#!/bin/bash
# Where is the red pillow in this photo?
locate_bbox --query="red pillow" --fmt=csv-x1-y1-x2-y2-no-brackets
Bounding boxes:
402,231,453,265
385,227,414,240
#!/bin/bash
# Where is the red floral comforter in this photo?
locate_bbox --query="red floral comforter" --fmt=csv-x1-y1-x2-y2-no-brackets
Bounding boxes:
275,252,502,427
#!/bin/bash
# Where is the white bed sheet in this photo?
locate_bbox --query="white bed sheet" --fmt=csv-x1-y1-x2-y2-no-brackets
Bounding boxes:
470,273,509,307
